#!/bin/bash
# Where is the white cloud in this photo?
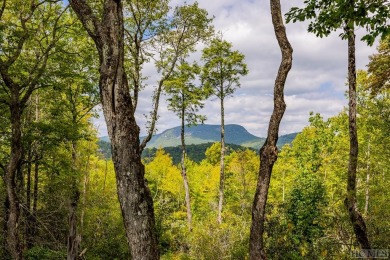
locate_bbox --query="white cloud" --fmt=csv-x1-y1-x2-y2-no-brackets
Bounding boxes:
94,0,377,138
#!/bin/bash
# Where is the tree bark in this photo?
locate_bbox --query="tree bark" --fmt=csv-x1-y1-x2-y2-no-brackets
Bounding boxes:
31,158,39,242
67,141,80,260
364,140,370,216
26,93,39,249
2,197,9,259
180,105,192,231
69,1,159,258
344,29,371,251
0,4,57,257
25,149,32,249
80,155,90,239
218,96,225,224
5,100,23,260
67,186,80,260
249,0,292,258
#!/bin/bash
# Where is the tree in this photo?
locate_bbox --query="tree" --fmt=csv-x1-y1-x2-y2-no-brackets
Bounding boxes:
355,71,390,249
0,1,67,258
367,36,390,94
201,37,248,224
286,172,327,258
249,0,293,258
164,61,208,231
144,148,185,254
286,0,390,252
123,0,169,112
81,156,130,259
225,149,258,217
137,2,214,151
69,0,159,257
50,22,99,258
69,0,212,258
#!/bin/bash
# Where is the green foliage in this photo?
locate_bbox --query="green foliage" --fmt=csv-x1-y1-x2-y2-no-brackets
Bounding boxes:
264,71,390,257
124,0,170,89
145,149,185,254
142,142,255,165
0,0,389,259
225,149,258,216
165,61,208,126
201,37,248,99
286,172,327,257
188,216,250,259
25,246,66,260
152,2,214,74
82,158,130,259
355,71,390,249
142,145,260,259
285,0,390,45
367,36,390,94
203,141,221,165
187,160,220,219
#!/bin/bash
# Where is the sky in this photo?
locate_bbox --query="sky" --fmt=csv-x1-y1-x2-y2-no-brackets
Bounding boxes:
94,0,378,138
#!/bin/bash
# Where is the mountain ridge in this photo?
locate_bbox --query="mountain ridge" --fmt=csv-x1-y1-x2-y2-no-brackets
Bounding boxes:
99,124,298,150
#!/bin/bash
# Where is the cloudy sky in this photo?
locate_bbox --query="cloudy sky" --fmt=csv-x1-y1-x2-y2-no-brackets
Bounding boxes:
94,0,377,138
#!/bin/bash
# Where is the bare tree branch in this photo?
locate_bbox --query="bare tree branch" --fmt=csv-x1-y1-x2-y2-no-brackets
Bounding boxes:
139,52,180,152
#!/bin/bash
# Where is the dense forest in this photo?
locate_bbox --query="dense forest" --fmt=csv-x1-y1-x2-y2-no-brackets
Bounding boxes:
0,0,389,259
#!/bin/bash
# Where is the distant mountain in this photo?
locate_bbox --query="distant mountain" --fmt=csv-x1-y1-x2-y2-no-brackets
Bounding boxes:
144,124,262,148
277,133,298,147
99,124,298,150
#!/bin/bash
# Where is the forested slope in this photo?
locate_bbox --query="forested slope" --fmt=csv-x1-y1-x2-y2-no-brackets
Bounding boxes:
0,0,388,259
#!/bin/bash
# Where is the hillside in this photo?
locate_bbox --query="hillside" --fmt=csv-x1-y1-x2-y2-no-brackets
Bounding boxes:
100,124,297,149
144,124,262,148
142,143,256,165
98,124,298,161
100,124,270,149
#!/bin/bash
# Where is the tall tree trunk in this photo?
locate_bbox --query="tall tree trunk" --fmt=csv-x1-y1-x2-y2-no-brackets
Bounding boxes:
5,101,23,259
364,140,370,215
25,149,33,249
2,197,9,259
80,155,90,240
28,93,40,248
249,0,292,258
344,29,371,251
28,155,39,249
364,169,370,216
109,96,159,259
79,156,90,259
67,141,80,260
218,96,225,224
180,107,192,231
67,185,80,260
282,171,285,203
69,1,159,258
103,159,107,192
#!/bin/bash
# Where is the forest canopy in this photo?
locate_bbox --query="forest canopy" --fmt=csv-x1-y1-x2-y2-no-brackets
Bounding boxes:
0,0,389,259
